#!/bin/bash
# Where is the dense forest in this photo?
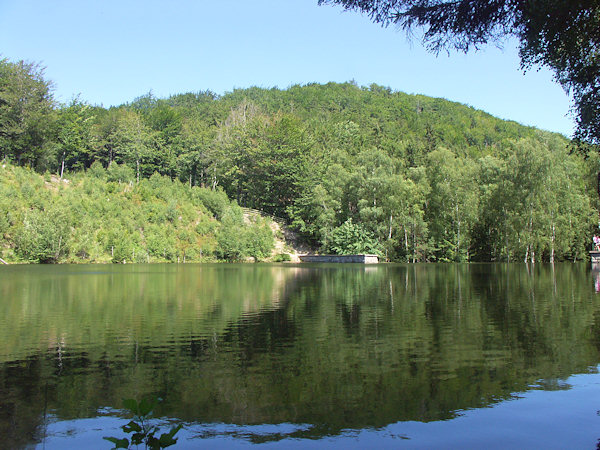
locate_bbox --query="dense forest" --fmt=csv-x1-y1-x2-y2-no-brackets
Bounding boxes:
0,58,597,263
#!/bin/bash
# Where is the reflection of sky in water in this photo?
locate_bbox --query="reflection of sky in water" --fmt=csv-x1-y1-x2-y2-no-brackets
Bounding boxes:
39,370,600,449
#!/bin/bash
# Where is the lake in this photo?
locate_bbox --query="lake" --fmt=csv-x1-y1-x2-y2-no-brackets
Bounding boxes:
1,263,600,449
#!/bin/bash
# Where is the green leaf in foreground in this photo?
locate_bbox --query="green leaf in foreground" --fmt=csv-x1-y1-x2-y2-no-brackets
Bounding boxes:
103,398,181,449
102,436,129,449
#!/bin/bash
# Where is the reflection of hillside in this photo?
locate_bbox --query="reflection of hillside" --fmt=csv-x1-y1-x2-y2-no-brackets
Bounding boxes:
0,264,313,449
164,264,600,433
1,263,600,448
0,264,308,363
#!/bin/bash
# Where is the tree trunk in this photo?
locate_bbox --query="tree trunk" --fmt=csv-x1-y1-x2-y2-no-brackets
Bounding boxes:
456,218,461,260
550,221,555,263
211,167,218,190
412,223,416,263
455,203,460,259
60,152,65,179
55,235,62,262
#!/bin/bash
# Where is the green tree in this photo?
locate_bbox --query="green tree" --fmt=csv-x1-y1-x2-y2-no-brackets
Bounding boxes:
113,110,153,182
208,100,261,198
426,148,479,261
287,148,352,249
471,137,594,262
53,98,96,177
176,115,213,188
0,59,55,168
92,108,121,167
246,113,312,216
142,103,183,178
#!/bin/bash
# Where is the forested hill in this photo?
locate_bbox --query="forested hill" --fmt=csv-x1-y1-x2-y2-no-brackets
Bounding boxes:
1,58,597,262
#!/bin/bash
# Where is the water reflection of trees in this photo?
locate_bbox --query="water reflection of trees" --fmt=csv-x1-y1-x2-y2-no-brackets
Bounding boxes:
1,263,599,447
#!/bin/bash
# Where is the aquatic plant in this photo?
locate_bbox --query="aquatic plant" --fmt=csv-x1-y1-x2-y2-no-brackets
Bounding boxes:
104,398,182,450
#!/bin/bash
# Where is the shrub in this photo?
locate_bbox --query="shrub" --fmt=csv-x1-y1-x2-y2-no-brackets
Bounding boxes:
107,163,135,183
273,253,291,262
327,219,383,256
88,161,106,179
15,207,71,263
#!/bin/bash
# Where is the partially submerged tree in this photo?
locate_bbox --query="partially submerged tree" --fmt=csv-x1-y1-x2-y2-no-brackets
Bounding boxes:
318,1,600,144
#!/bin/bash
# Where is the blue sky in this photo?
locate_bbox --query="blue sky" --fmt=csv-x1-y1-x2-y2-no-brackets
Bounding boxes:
0,0,573,136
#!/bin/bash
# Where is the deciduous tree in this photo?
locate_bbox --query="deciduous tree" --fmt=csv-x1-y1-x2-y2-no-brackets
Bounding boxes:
0,59,55,168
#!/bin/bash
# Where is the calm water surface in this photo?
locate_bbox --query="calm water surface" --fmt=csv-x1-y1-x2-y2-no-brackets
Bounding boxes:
1,263,600,449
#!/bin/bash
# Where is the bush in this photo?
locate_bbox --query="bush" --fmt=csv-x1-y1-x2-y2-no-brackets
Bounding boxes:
327,219,382,256
192,187,230,220
107,163,135,183
245,220,275,260
15,207,71,263
215,215,246,261
215,211,274,261
273,253,291,262
88,161,106,179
